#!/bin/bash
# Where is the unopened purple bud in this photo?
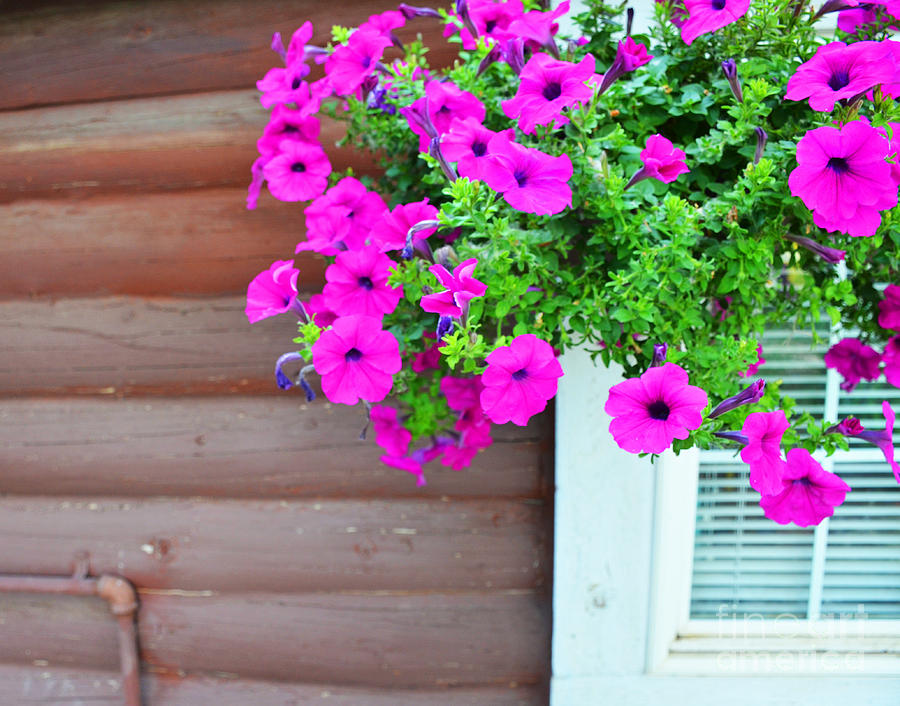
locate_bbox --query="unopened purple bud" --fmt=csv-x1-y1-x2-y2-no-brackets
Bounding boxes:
626,7,635,36
708,379,766,419
784,233,845,264
398,3,442,19
401,102,438,139
503,38,526,75
274,352,304,391
651,343,668,366
271,32,287,61
721,59,743,103
455,0,479,40
826,417,864,435
713,430,750,445
437,315,454,339
754,127,767,165
429,137,458,183
477,44,504,77
299,377,316,402
403,218,441,260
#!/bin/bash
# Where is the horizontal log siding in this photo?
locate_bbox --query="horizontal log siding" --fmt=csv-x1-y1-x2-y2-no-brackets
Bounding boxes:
0,0,552,702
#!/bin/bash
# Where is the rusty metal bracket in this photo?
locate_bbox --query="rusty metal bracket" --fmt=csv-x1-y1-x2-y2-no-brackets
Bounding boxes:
0,562,142,706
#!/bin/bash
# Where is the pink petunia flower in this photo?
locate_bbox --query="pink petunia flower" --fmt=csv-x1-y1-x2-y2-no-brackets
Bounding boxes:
370,404,412,457
481,334,564,426
785,41,896,112
625,135,690,189
481,135,573,215
322,246,403,318
311,315,402,405
300,177,388,254
787,122,896,238
325,29,392,97
759,448,851,527
296,206,352,257
403,81,486,152
257,106,321,158
824,337,882,392
380,453,428,486
882,335,900,388
597,36,654,95
740,410,789,495
738,345,766,377
501,53,596,134
420,258,487,318
306,293,338,328
605,362,708,454
838,6,880,33
506,0,570,56
441,118,515,182
245,260,300,324
443,0,524,51
441,375,490,435
681,0,750,46
262,140,332,202
879,284,900,331
834,401,900,482
359,10,406,39
369,199,438,252
411,332,444,372
441,420,493,470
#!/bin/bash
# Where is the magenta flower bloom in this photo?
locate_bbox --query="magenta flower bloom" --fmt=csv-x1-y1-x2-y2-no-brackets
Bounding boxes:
442,118,514,182
245,259,300,324
441,375,489,433
420,258,488,318
380,453,428,486
404,81,486,152
323,246,403,319
882,335,900,389
738,345,766,378
879,284,900,330
507,0,569,56
605,362,708,454
370,404,412,457
295,206,352,257
256,65,311,109
306,293,338,328
824,337,882,392
785,41,896,112
597,36,653,95
311,315,401,405
441,421,493,470
501,53,596,134
411,332,444,373
444,0,524,51
262,140,331,203
369,199,439,252
325,29,392,97
760,448,851,527
838,6,880,34
680,0,750,45
788,122,896,238
359,10,406,39
481,334,564,426
740,410,789,495
301,177,388,253
625,135,690,189
839,401,900,483
482,135,573,215
257,106,320,157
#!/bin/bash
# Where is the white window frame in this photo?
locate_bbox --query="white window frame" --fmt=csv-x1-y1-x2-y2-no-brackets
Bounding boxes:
551,350,900,705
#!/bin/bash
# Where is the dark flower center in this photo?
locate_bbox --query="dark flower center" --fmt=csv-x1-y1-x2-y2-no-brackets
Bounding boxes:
828,69,850,91
291,162,307,173
362,56,372,68
512,368,528,381
793,477,811,487
282,125,300,134
513,170,528,188
472,140,487,157
542,81,563,101
485,19,498,32
648,400,670,420
827,156,850,174
358,276,374,290
291,77,302,90
711,0,726,9
345,347,363,362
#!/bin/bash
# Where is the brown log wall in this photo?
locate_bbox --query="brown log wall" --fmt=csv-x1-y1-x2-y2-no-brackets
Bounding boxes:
0,0,553,703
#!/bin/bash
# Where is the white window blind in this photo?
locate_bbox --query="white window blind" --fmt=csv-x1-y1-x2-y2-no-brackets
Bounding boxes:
690,326,900,621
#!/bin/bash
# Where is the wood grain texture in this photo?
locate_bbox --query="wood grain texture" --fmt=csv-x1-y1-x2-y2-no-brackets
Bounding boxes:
0,397,551,498
0,192,322,297
0,591,550,687
0,0,457,111
0,90,377,201
0,497,549,591
0,664,544,705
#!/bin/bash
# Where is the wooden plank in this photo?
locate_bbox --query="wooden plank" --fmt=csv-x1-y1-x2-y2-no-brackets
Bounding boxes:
0,591,550,687
0,664,544,705
0,397,551,498
0,90,377,201
0,497,548,592
0,0,457,111
0,192,323,297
